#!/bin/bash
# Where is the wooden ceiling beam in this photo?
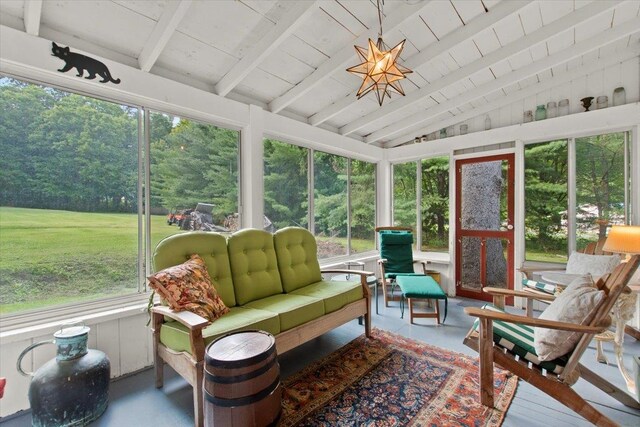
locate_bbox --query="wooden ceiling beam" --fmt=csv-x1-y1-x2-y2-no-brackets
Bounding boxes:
384,45,640,148
138,0,192,72
23,0,43,36
215,1,319,97
368,16,640,144
308,0,529,127
267,0,434,114
339,0,622,137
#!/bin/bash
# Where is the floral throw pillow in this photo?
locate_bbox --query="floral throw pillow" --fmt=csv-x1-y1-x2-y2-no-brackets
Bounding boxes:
147,254,229,322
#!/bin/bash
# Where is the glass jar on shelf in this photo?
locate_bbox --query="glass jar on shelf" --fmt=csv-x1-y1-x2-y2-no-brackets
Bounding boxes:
596,95,608,109
612,87,626,106
535,105,547,121
546,101,557,118
558,99,570,116
523,110,533,123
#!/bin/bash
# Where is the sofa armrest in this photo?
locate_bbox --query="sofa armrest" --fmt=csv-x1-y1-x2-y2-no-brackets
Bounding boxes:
321,268,375,276
151,305,209,362
321,269,373,298
151,305,210,331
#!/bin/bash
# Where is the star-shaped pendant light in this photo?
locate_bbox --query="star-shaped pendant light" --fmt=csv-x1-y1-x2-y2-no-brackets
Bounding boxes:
346,0,412,106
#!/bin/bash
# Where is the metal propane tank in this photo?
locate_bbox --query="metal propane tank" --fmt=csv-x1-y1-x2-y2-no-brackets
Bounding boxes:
17,322,110,427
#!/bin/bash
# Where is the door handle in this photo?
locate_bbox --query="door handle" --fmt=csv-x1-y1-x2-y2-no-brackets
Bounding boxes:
507,224,513,230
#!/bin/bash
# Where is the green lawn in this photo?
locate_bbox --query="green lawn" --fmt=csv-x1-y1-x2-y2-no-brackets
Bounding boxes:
0,207,182,314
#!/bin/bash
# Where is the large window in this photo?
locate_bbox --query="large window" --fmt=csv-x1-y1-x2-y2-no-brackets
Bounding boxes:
524,133,630,262
392,162,417,233
392,158,450,252
264,138,376,259
350,160,376,253
263,139,309,230
421,156,449,251
314,151,347,258
0,78,242,316
0,78,139,314
524,140,569,262
575,133,628,246
149,111,240,250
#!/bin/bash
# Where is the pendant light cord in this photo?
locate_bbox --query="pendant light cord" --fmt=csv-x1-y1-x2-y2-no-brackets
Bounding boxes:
377,0,384,39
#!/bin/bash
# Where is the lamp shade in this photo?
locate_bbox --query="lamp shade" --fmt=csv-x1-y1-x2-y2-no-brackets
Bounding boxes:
602,225,640,254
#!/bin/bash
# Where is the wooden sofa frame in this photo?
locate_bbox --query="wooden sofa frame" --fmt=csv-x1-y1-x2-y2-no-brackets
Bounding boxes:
151,269,371,427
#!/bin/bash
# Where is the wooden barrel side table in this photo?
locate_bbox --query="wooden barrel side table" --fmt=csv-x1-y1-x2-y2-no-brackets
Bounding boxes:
204,330,282,426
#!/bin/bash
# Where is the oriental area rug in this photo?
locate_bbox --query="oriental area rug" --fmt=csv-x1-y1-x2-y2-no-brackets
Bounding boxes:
279,329,517,427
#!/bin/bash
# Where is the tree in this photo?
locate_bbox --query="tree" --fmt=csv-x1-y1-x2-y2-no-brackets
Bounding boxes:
150,119,239,222
421,157,449,249
393,162,417,230
0,78,138,212
313,152,347,237
524,140,568,252
575,133,626,238
263,139,308,229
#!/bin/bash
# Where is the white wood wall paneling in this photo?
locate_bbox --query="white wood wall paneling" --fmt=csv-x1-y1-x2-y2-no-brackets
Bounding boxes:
138,0,192,72
268,0,434,114
118,314,152,374
340,0,622,137
372,20,640,145
0,340,33,416
215,1,318,97
309,1,528,127
262,107,382,163
387,101,640,164
23,0,41,36
0,26,249,129
0,313,153,417
386,49,640,148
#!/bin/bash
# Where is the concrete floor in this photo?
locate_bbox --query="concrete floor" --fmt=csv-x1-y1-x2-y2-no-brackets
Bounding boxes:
2,293,640,426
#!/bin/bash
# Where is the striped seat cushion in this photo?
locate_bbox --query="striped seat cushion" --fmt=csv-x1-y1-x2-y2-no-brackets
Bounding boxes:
472,304,568,374
522,279,557,295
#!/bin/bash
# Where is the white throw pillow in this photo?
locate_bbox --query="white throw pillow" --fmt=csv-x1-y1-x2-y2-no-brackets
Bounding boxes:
565,251,620,278
534,275,604,361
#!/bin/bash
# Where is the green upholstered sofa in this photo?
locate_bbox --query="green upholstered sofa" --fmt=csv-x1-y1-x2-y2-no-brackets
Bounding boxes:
150,227,372,427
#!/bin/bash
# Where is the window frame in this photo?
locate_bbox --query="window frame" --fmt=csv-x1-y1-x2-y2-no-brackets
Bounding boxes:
263,136,378,259
0,76,244,326
522,130,632,263
391,155,451,253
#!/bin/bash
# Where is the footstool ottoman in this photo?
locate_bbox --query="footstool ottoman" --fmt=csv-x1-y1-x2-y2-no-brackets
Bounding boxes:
396,275,447,324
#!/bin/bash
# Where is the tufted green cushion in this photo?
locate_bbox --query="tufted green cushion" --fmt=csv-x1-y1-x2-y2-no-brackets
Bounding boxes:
228,229,283,305
245,294,324,331
379,231,415,274
274,227,322,292
290,280,363,313
153,232,236,307
159,307,280,355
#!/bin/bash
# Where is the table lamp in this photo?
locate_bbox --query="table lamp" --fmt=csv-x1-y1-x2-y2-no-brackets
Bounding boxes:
603,225,640,258
603,225,640,283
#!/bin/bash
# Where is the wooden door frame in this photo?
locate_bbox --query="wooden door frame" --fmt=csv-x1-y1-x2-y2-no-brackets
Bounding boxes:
455,153,515,303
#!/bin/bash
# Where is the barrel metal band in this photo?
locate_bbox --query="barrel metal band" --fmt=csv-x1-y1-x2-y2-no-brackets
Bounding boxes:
205,356,277,384
204,377,280,407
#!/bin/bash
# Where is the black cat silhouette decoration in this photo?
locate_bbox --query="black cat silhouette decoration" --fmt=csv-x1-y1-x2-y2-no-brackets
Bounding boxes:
51,42,121,84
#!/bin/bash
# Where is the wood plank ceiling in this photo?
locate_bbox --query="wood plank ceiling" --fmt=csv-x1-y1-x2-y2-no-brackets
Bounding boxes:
1,0,638,148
